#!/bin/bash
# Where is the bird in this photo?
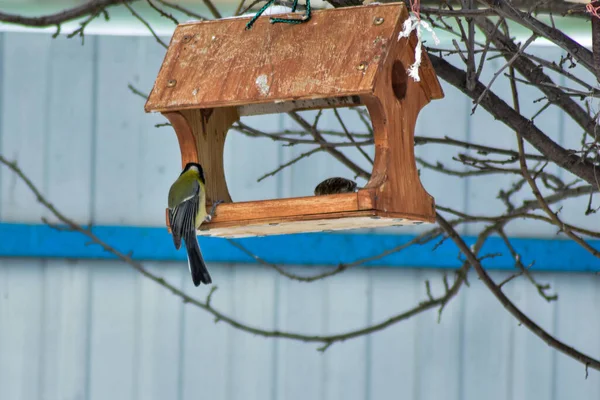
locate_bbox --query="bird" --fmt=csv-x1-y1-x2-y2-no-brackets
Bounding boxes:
314,177,358,196
168,162,213,286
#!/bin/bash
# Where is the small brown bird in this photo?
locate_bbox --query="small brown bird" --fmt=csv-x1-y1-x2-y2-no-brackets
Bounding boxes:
314,177,358,196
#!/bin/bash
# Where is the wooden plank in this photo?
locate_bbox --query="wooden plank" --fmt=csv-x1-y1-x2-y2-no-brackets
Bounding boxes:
210,192,368,221
0,32,51,222
554,275,600,399
136,262,183,400
94,36,145,225
276,267,328,400
237,96,362,116
509,276,555,400
87,263,138,400
461,272,512,400
228,266,277,400
163,186,432,236
362,34,437,221
39,261,90,400
368,268,419,400
414,270,463,400
163,188,432,237
180,264,233,400
0,260,44,400
45,36,94,224
145,4,405,112
324,269,370,400
196,214,422,238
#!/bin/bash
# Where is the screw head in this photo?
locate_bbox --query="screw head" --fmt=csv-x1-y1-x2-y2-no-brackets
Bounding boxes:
357,62,368,71
182,35,192,42
167,79,177,87
373,16,384,25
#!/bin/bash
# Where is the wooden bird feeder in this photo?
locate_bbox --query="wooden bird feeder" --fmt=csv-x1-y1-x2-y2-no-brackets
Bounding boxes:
145,2,444,238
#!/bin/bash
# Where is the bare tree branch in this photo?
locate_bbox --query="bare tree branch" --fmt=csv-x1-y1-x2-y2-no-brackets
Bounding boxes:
477,0,594,73
472,34,538,113
0,154,468,352
3,0,600,371
288,111,371,179
437,212,600,372
0,0,133,27
124,1,168,48
476,16,597,139
429,53,600,190
156,0,207,20
514,119,600,258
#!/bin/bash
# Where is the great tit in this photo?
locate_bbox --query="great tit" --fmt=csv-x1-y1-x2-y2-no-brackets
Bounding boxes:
314,177,358,196
168,162,212,286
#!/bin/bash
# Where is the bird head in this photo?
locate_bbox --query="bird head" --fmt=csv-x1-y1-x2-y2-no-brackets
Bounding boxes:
181,162,205,184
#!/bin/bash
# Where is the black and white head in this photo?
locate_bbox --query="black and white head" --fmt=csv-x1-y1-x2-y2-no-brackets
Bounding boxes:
181,162,205,184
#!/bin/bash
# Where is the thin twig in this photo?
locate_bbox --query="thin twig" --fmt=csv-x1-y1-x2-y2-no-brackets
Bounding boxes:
156,0,207,20
429,54,600,190
124,2,168,48
414,136,546,161
475,18,503,82
496,228,557,301
0,0,131,27
436,212,600,372
128,83,149,99
351,107,374,136
146,0,178,24
464,0,476,91
288,112,370,179
257,147,321,182
0,154,467,351
333,108,374,165
200,0,222,19
472,34,538,113
514,120,600,258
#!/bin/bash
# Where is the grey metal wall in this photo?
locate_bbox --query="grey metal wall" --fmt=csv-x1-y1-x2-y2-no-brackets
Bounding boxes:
0,32,598,400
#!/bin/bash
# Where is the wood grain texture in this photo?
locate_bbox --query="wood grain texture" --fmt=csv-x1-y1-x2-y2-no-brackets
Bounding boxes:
179,108,240,204
150,2,444,237
198,214,423,238
361,30,443,220
145,4,404,113
164,193,430,237
209,192,367,221
163,111,199,169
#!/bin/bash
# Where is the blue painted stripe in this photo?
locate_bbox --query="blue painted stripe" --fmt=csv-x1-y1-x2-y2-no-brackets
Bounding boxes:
0,223,597,272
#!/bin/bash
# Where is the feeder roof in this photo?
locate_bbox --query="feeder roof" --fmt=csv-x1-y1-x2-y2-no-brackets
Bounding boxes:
145,3,441,113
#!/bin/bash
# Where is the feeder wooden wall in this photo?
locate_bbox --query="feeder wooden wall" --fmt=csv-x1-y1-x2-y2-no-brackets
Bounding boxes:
145,2,444,238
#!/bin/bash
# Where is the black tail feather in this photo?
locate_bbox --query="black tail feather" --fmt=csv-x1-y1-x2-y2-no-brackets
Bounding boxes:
169,209,182,250
184,234,212,286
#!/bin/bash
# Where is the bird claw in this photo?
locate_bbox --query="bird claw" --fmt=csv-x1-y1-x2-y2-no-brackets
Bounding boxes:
206,200,224,222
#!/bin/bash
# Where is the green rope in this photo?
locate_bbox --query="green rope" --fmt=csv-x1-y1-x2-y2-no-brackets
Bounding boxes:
245,0,276,30
245,0,311,30
270,0,311,24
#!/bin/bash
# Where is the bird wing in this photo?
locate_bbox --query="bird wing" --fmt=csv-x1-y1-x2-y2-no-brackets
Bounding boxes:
171,194,199,250
169,208,182,250
168,176,200,209
169,176,200,250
